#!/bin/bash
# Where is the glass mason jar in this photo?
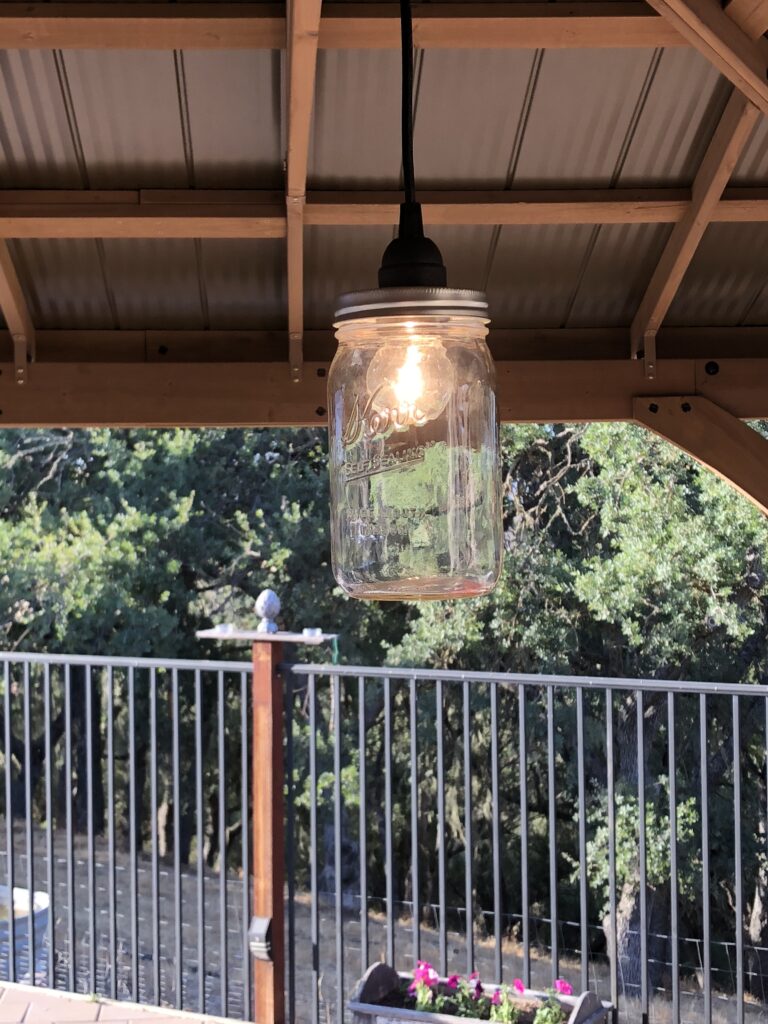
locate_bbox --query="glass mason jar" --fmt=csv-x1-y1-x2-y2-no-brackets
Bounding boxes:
328,288,502,601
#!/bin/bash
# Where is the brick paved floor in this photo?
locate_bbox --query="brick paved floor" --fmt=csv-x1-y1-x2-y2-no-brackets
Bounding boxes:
0,984,234,1023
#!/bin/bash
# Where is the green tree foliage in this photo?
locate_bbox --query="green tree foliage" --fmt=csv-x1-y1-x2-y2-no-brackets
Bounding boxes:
1,422,768,996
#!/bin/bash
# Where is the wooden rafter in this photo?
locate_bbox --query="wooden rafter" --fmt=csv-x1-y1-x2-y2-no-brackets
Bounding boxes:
0,3,685,50
4,188,768,236
630,91,759,379
0,241,34,386
725,0,768,40
285,0,323,384
633,395,768,515
1,356,768,426
645,0,768,114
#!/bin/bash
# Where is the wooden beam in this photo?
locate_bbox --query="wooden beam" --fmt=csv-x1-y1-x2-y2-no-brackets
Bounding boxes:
5,188,768,236
3,326,768,365
633,394,768,515
630,92,760,378
3,357,768,426
725,0,768,40
285,0,323,384
645,0,768,114
0,241,35,385
0,3,685,50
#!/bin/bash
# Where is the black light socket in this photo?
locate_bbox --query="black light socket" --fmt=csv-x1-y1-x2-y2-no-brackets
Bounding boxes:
378,202,447,288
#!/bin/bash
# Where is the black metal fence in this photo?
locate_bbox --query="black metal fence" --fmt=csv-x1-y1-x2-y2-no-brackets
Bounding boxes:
283,665,768,1024
1,653,767,1024
0,652,252,1019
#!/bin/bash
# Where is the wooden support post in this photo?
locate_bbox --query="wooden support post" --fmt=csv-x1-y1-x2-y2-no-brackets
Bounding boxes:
0,240,35,385
251,639,286,1024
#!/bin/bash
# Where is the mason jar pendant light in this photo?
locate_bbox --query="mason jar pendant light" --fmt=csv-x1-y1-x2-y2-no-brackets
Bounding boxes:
327,0,503,601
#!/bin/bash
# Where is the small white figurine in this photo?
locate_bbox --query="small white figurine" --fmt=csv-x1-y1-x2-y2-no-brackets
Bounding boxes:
255,589,281,634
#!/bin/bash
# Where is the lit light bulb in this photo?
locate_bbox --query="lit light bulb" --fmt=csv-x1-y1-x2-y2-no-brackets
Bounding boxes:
366,332,455,427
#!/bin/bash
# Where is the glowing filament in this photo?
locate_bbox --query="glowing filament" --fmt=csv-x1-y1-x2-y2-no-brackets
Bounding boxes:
393,345,424,411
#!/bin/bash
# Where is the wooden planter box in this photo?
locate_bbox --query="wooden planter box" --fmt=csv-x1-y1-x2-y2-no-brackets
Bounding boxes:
349,964,612,1024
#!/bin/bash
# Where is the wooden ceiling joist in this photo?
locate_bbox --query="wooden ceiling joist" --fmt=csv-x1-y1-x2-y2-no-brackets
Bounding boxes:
285,0,323,384
0,356,767,427
644,0,768,115
0,2,686,51
630,91,760,379
0,242,35,386
4,188,768,237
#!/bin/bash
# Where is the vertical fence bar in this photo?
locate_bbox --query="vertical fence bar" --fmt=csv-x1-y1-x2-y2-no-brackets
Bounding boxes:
195,669,206,1015
3,662,13,984
490,684,502,983
172,669,183,1010
107,667,117,1001
241,670,251,1023
285,674,295,1024
309,674,319,1024
576,687,588,995
358,675,369,975
668,692,679,1023
436,679,447,976
463,679,474,976
85,665,95,993
219,671,229,1018
65,664,74,991
519,683,530,988
699,693,711,1024
150,668,161,1005
384,676,394,968
333,672,344,1024
733,695,744,1024
606,689,618,1019
23,663,34,984
547,685,557,985
128,667,139,1001
44,664,55,989
637,691,648,1021
409,675,420,963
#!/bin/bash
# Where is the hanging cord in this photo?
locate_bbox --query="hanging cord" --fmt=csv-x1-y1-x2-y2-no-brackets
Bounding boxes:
400,0,416,206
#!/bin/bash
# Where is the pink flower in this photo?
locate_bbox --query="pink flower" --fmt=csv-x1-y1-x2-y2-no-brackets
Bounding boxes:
412,961,438,988
491,989,502,1006
554,979,573,996
473,980,483,999
446,975,459,991
469,972,480,982
513,979,525,995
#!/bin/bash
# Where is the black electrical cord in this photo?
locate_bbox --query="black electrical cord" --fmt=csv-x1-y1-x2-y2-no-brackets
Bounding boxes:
377,0,446,287
400,0,416,206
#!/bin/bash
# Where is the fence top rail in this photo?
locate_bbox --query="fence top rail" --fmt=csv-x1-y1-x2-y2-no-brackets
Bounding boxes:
0,651,252,673
284,662,768,698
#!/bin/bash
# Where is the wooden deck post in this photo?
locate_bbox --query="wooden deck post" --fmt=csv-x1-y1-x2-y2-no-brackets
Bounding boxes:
251,638,286,1024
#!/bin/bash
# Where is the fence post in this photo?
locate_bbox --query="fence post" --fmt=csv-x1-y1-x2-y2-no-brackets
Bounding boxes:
251,638,286,1024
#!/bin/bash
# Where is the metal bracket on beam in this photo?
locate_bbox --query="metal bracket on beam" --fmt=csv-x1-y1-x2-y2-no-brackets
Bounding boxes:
12,333,28,386
642,330,657,381
286,193,306,385
248,915,273,962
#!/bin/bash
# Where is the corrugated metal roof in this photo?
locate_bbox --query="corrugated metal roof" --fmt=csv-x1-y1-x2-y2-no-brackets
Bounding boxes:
414,50,538,188
308,50,402,188
666,223,768,326
10,238,114,328
732,116,768,186
0,50,82,187
566,222,673,327
304,225,393,328
616,48,728,186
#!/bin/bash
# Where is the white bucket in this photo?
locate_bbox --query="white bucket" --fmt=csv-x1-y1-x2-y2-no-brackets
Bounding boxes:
0,886,49,981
